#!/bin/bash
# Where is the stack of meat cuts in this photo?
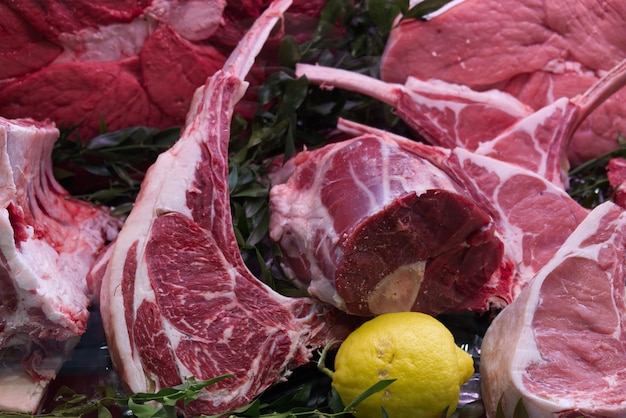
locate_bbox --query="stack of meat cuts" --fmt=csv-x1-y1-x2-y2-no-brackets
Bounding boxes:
98,1,346,416
380,0,626,166
0,0,326,143
269,57,626,317
0,118,119,412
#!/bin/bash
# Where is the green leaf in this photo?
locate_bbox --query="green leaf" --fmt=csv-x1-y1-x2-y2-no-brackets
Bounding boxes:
127,398,161,418
512,398,529,418
97,406,114,418
368,0,402,34
402,0,455,20
343,379,396,412
495,396,506,418
567,134,626,208
279,35,302,68
328,386,346,413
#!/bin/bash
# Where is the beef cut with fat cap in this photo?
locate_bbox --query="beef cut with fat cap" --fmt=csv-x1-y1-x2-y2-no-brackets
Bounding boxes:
99,1,342,415
0,118,119,412
269,121,588,316
480,201,626,417
380,0,626,166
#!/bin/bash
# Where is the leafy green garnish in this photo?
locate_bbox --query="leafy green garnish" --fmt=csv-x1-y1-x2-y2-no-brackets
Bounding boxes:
53,125,180,213
0,376,231,418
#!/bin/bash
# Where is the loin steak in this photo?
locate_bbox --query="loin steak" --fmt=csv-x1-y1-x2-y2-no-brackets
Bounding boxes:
99,1,341,415
297,58,626,189
0,0,325,142
0,118,119,412
269,121,588,316
380,0,626,166
480,201,626,417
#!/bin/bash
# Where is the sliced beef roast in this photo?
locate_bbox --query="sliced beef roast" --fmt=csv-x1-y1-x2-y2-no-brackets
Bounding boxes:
99,2,341,415
0,118,119,412
380,0,626,166
480,201,626,417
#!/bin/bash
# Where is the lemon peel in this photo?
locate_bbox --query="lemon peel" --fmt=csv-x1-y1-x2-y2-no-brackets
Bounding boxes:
331,312,474,418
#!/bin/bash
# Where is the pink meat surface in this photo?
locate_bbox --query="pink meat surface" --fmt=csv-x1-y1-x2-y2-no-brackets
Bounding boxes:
0,117,119,413
99,2,343,415
481,201,626,417
380,0,626,166
608,157,626,208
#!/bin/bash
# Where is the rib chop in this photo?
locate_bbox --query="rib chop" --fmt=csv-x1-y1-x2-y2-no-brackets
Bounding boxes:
480,201,626,417
0,117,119,413
296,58,626,189
99,1,340,415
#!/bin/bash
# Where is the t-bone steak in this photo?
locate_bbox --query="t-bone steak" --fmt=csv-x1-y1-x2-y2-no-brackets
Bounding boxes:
0,117,119,413
99,1,340,415
480,201,626,417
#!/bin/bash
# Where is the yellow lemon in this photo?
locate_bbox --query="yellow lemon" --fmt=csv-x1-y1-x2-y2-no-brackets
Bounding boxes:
332,312,474,418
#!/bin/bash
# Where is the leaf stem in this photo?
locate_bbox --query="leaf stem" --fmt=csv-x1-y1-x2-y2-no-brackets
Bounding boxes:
317,340,341,378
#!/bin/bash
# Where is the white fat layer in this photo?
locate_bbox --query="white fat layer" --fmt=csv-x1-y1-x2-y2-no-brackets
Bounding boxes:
55,19,154,63
543,59,600,78
146,0,226,42
405,77,530,117
100,127,206,392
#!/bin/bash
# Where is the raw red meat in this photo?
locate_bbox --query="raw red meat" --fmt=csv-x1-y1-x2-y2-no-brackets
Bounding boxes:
99,2,341,415
269,120,588,316
380,0,626,166
0,0,325,142
297,58,626,189
480,201,626,417
270,59,626,317
0,117,119,412
607,157,626,209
